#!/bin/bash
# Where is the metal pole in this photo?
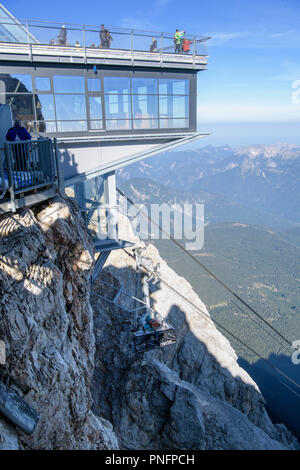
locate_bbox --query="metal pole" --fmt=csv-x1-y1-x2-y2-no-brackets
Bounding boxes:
5,144,16,212
53,138,64,195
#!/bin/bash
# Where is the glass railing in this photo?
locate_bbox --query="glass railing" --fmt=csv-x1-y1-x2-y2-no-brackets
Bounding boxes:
0,17,210,58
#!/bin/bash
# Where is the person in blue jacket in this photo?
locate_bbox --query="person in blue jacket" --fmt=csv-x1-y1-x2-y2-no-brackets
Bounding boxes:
6,120,32,142
6,120,32,171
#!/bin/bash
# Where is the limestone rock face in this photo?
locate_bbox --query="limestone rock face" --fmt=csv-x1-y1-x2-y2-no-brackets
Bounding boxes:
91,242,298,450
0,197,118,450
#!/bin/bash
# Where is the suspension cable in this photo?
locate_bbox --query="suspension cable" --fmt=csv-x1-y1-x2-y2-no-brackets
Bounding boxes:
117,187,294,349
122,248,300,395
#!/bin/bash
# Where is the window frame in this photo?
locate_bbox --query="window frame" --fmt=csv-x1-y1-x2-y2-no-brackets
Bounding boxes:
0,66,196,137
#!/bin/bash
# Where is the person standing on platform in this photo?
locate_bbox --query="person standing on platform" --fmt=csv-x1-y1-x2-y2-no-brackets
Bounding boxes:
174,29,185,53
6,120,32,171
58,25,67,46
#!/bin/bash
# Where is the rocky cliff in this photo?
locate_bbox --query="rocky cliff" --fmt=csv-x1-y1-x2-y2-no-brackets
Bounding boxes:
0,196,298,450
0,197,118,450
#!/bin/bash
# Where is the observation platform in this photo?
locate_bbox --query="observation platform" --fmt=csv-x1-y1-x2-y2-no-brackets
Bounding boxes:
0,42,208,71
0,17,209,71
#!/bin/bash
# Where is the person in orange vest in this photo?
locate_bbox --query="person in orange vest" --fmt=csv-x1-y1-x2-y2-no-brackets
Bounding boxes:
182,38,193,53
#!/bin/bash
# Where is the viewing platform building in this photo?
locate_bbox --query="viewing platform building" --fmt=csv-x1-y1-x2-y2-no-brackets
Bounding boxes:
0,11,210,255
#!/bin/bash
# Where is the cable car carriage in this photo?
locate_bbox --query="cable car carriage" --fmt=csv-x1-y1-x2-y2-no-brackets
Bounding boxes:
92,278,176,353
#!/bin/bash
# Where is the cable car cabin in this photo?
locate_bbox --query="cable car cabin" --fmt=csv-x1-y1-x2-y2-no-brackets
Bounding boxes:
134,313,176,353
93,279,176,353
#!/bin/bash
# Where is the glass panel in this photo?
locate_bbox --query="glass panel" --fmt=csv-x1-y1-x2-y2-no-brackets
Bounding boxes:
0,73,32,93
89,96,102,119
159,96,168,116
132,78,157,95
6,93,34,122
53,75,85,93
132,94,158,119
55,95,86,120
103,77,130,94
11,74,32,92
35,76,51,92
159,79,188,95
57,121,88,132
35,94,55,121
173,95,189,118
159,95,189,118
133,119,159,129
87,78,101,92
159,118,189,128
105,94,131,119
36,121,57,133
90,120,103,130
106,120,132,130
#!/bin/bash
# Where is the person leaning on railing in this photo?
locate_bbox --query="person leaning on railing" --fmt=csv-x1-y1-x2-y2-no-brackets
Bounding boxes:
5,120,32,172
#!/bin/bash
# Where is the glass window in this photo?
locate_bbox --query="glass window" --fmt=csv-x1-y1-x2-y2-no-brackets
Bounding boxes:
89,96,102,119
35,77,51,92
106,120,132,130
172,95,189,118
87,78,101,92
53,75,85,93
159,79,188,95
0,74,32,93
159,95,189,118
133,119,159,130
105,94,131,119
90,120,103,130
55,95,87,120
36,121,57,133
132,78,157,95
6,94,34,122
132,93,158,119
11,74,33,92
159,118,189,129
35,94,55,121
57,121,88,132
103,77,130,94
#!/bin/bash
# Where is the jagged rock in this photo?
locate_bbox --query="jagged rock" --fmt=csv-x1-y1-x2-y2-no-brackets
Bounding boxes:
0,197,118,450
0,417,19,450
91,240,298,450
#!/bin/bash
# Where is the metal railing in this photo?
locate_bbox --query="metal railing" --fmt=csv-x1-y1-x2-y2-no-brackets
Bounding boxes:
0,16,210,58
1,138,59,210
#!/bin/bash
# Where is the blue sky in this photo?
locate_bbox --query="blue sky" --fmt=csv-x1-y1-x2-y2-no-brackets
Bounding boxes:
5,0,300,146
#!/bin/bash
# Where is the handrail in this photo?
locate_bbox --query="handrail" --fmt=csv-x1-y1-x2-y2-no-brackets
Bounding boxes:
0,15,211,41
2,138,59,211
0,16,210,59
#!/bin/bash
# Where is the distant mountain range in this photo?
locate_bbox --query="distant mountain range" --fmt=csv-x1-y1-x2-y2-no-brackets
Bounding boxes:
118,143,300,226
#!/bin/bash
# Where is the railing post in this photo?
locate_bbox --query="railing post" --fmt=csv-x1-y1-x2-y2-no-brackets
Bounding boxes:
83,25,87,64
53,138,64,195
0,148,5,199
5,144,16,212
26,20,33,61
131,30,134,66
